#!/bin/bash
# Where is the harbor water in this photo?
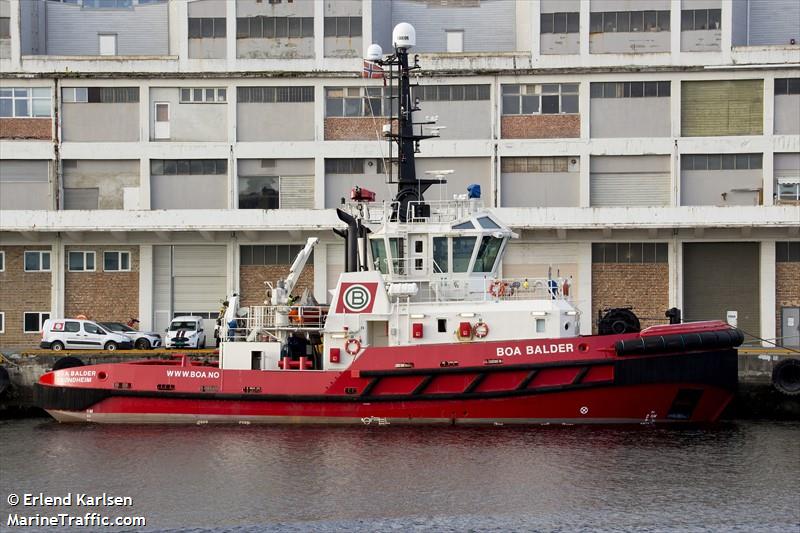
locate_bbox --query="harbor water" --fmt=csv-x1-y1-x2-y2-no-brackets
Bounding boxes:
1,419,798,532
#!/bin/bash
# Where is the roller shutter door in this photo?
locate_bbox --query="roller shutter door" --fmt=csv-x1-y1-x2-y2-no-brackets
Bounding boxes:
681,81,763,136
173,246,227,315
683,242,760,336
279,175,314,208
326,244,344,299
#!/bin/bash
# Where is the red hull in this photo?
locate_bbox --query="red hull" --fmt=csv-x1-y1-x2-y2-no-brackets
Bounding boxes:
36,321,741,425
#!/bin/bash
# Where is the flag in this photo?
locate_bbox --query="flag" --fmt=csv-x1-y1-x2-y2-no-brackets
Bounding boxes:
362,60,384,79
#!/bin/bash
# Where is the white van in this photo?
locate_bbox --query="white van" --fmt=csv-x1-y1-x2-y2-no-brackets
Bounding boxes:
164,316,207,349
40,319,134,352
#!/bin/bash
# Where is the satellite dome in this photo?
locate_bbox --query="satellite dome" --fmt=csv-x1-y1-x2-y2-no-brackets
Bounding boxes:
392,22,416,49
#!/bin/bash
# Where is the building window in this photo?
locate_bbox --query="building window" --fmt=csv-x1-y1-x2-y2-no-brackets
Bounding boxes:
62,87,139,103
82,0,135,8
179,88,227,103
590,81,671,98
237,86,314,103
775,78,800,95
240,245,309,265
68,251,96,272
592,243,668,264
0,251,4,272
324,17,362,38
540,12,579,34
777,178,800,204
325,87,395,117
24,251,51,272
776,242,800,262
0,88,51,118
0,17,10,39
680,154,763,171
103,251,131,272
681,9,721,31
0,312,4,334
501,157,574,173
188,17,226,39
325,159,376,174
239,176,279,209
236,16,314,39
150,160,228,175
589,11,670,33
411,84,490,101
23,312,50,333
501,84,579,115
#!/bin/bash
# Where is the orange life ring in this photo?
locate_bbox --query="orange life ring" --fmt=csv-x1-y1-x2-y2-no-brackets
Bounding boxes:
473,322,489,339
345,338,362,355
488,280,507,298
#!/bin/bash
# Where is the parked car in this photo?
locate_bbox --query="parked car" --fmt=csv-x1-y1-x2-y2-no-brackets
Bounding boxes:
40,319,133,352
164,316,207,349
99,322,162,350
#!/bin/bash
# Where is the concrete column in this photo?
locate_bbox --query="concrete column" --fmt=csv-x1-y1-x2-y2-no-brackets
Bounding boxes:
530,0,540,61
760,240,776,345
138,244,153,331
226,0,236,67
578,146,591,208
177,0,189,69
579,0,589,58
668,236,680,309
314,155,325,209
227,236,239,297
50,236,64,318
361,0,372,58
313,241,328,304
314,0,325,67
762,74,775,205
577,241,592,335
672,235,683,311
314,83,325,142
9,0,21,72
579,80,590,141
138,83,151,210
138,157,151,211
670,0,681,62
720,0,734,63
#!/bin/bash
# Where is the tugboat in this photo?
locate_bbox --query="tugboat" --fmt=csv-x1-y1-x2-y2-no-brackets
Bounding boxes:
36,24,743,425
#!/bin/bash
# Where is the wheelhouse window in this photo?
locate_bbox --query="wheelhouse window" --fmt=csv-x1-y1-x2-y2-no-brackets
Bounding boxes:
452,237,476,273
433,237,449,273
370,238,388,274
474,236,503,273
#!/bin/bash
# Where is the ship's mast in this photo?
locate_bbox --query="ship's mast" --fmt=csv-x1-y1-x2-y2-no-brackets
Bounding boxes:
370,23,442,221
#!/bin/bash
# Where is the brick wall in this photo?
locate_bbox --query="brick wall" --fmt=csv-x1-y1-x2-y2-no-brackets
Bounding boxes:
501,115,580,139
0,246,52,350
64,246,139,323
591,263,669,333
324,117,395,140
239,264,314,308
0,118,52,140
776,262,800,342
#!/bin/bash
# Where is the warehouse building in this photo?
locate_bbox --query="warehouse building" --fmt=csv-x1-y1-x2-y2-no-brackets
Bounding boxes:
0,0,798,350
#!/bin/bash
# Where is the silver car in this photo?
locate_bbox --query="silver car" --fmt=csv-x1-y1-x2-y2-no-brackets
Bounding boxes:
100,322,162,350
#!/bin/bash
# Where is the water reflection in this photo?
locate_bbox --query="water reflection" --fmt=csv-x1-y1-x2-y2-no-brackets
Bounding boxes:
0,421,797,531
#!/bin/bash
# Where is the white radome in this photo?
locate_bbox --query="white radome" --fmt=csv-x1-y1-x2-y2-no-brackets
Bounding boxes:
392,22,416,49
366,43,383,61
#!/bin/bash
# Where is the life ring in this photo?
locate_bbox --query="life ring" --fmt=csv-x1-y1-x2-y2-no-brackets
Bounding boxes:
345,338,362,355
488,280,507,298
473,322,489,339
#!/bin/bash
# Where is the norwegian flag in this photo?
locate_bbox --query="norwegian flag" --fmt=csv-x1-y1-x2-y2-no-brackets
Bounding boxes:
362,60,384,79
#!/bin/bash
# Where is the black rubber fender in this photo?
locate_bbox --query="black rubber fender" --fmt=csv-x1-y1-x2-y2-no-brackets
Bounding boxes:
616,328,744,356
0,366,9,396
772,358,800,396
52,356,85,371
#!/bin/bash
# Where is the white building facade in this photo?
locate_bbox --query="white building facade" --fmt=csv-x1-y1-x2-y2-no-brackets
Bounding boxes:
0,0,798,349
